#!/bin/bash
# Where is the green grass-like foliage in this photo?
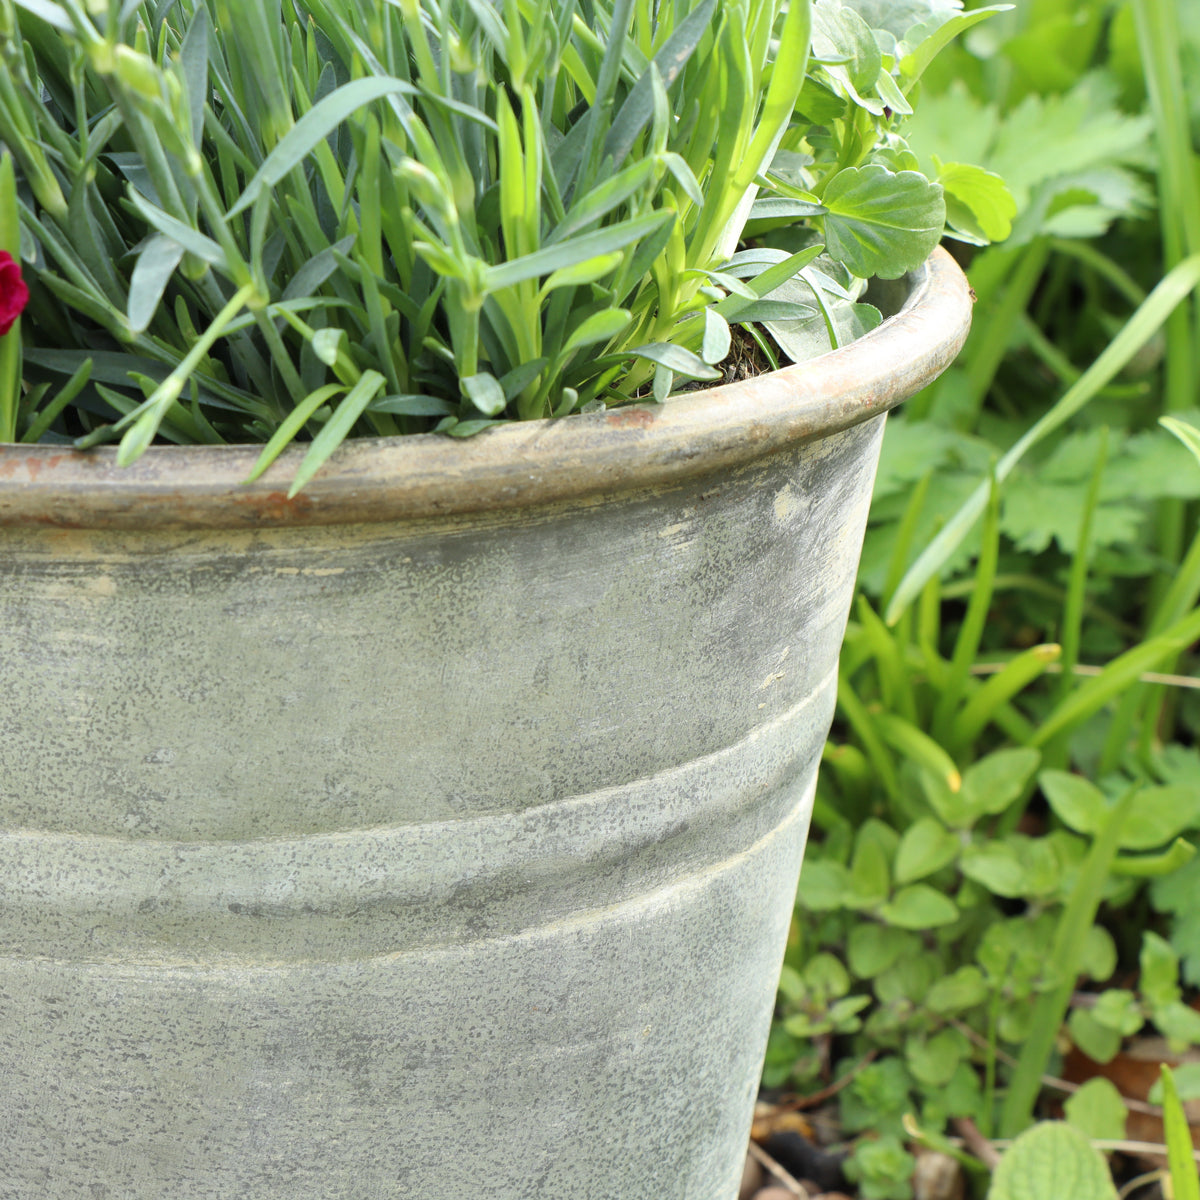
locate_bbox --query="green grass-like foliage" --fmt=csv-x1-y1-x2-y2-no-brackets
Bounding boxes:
0,0,1007,488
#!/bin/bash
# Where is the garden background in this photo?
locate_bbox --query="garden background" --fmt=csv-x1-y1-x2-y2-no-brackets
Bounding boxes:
755,1,1200,1197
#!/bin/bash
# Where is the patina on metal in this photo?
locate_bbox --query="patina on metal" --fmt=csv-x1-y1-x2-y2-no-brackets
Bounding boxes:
0,248,971,1199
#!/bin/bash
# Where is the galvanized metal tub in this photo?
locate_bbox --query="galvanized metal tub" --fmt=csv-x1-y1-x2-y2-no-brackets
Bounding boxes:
0,248,971,1199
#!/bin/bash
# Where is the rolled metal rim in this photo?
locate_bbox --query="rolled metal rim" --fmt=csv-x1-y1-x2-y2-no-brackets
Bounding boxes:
0,247,971,529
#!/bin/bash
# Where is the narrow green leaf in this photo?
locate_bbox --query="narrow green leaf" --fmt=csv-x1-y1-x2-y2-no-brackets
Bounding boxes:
1032,606,1200,749
282,236,356,301
1159,1067,1200,1200
310,328,344,367
499,359,548,401
548,160,660,247
128,235,185,334
1111,838,1196,878
485,212,672,291
1161,415,1200,469
563,309,632,355
179,3,209,148
244,383,344,483
12,0,74,32
626,342,721,380
125,191,226,267
228,78,415,218
750,198,828,220
367,394,455,417
602,0,716,168
538,251,624,297
874,712,962,793
288,370,385,496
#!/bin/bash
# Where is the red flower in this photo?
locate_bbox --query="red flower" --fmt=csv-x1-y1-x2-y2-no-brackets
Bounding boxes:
0,250,28,336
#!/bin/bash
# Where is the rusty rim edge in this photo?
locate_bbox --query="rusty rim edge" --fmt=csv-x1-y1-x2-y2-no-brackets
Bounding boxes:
0,247,972,529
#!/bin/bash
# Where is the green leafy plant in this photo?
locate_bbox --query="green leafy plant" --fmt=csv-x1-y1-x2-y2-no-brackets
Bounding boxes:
0,0,1009,491
767,419,1200,1192
768,4,1200,1193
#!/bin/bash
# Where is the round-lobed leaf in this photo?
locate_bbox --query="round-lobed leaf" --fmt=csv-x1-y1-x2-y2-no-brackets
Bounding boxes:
989,1121,1117,1200
820,164,946,279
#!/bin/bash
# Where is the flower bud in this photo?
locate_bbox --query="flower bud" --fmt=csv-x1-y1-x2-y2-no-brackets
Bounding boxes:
112,45,163,102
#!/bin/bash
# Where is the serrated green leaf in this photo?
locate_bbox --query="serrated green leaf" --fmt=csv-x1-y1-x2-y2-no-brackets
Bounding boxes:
1156,1003,1200,1053
898,7,1014,84
1122,787,1200,851
1091,989,1144,1036
1141,932,1182,1010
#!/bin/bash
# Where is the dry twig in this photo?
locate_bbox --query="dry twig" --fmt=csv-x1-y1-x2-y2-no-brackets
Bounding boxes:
746,1140,811,1197
951,1117,1001,1169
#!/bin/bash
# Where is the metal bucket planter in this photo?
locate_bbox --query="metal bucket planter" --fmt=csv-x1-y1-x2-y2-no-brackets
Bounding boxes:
0,248,971,1199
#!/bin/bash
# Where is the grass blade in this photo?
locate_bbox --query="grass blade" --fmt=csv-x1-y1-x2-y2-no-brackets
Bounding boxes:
287,370,385,496
886,254,1200,623
228,77,414,218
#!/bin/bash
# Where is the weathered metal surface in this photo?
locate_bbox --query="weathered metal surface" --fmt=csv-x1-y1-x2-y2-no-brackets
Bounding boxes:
0,248,971,528
0,251,971,1199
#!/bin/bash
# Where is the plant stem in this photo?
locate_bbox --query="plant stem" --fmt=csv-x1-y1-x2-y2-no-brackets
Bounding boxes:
998,785,1137,1137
